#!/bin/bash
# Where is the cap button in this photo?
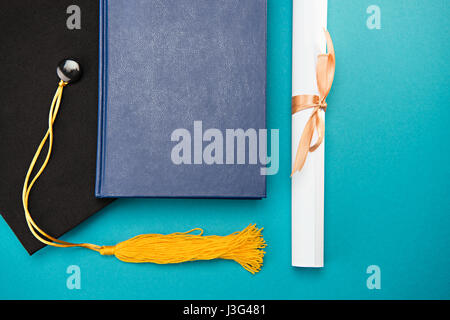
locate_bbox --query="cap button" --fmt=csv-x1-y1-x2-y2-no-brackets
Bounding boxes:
56,59,82,83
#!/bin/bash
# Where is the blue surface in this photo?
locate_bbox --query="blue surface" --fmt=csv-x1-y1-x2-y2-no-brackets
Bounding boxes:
0,0,449,299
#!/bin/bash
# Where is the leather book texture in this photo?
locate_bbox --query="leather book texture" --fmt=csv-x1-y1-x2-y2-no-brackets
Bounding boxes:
97,0,267,198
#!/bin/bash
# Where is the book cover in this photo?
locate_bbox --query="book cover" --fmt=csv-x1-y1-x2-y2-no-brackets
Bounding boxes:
96,0,267,198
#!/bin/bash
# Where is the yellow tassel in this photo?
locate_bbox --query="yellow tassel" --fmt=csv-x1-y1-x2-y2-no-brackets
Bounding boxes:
99,224,266,274
22,80,267,274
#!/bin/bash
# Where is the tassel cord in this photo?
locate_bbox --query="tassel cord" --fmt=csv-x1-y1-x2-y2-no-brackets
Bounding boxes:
22,80,102,252
21,80,266,273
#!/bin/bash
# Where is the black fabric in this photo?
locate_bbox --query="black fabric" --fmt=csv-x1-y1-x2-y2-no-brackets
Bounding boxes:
0,0,114,254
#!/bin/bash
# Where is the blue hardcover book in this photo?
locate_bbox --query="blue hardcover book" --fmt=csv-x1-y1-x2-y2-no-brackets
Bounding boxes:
96,0,267,198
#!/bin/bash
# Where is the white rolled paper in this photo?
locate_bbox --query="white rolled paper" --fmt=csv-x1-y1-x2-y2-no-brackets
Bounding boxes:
291,0,327,268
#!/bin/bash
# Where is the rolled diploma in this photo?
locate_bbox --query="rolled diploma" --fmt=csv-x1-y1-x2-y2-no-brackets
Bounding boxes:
291,0,327,267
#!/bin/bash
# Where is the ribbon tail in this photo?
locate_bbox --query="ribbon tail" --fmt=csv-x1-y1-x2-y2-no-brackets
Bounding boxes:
291,114,316,176
316,31,335,101
309,109,325,152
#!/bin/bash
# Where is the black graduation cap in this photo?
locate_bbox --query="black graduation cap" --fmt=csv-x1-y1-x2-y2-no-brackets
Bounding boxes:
0,0,114,254
0,0,266,273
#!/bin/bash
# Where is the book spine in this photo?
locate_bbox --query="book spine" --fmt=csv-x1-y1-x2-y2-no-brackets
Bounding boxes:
95,0,108,197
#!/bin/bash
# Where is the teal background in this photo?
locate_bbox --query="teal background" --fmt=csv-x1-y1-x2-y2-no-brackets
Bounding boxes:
1,0,449,299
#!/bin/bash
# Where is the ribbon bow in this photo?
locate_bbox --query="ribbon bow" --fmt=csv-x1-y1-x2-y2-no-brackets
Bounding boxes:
291,30,335,176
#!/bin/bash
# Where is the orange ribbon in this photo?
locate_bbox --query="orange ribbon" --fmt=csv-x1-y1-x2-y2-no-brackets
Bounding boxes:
291,30,335,176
